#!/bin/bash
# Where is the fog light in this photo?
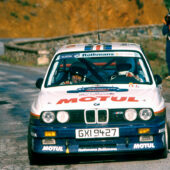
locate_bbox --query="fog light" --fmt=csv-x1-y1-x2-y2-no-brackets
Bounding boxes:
42,139,56,145
139,135,153,142
44,131,56,137
138,128,150,134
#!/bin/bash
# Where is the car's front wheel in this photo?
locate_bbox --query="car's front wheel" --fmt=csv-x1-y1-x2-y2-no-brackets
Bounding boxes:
159,121,169,158
27,124,41,165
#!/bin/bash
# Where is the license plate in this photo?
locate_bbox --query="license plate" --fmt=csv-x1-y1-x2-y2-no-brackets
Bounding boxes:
75,128,119,139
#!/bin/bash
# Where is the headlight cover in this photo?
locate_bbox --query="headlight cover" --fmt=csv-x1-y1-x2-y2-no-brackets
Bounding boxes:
125,109,137,121
42,111,55,123
139,109,152,121
57,111,69,123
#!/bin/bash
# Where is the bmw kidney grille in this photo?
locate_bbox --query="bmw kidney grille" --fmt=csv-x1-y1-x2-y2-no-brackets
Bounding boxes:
84,109,108,124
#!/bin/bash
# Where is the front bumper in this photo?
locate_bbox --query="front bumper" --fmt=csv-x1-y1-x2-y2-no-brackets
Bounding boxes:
29,121,166,155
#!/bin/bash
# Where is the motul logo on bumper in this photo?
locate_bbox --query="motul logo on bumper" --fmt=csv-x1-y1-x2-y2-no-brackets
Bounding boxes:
57,96,139,104
133,143,155,149
42,146,63,151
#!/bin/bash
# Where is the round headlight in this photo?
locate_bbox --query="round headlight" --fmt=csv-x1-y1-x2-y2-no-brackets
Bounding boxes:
57,111,69,123
125,109,137,121
139,109,152,121
42,111,55,123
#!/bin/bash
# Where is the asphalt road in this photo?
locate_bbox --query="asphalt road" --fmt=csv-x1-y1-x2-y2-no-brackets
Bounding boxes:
0,62,170,170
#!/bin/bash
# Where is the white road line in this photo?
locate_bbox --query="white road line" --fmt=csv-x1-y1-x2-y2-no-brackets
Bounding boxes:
22,88,38,93
0,82,18,85
6,75,24,79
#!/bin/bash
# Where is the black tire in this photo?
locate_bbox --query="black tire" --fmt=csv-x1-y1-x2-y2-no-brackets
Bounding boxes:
167,120,170,149
27,124,41,165
159,121,169,158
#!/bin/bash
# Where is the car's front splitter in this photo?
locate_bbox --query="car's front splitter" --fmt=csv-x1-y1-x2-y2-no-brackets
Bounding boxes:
30,122,166,155
32,135,165,155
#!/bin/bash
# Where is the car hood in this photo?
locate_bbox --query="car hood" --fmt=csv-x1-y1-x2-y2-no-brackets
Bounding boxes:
31,86,165,115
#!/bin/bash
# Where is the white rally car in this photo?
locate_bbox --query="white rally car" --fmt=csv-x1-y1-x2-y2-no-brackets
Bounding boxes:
28,42,168,164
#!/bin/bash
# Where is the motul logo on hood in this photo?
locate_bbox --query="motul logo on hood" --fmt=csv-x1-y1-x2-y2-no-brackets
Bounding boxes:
56,96,139,104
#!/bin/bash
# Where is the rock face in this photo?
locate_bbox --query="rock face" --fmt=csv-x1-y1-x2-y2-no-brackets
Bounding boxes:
0,0,168,38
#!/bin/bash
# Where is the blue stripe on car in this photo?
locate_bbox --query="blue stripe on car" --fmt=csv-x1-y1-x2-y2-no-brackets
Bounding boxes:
85,45,93,51
104,45,112,50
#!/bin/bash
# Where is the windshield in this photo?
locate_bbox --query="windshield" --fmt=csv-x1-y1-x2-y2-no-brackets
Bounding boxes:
45,51,152,87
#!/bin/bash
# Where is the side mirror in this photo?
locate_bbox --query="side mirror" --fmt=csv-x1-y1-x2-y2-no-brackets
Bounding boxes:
35,78,43,89
154,75,162,85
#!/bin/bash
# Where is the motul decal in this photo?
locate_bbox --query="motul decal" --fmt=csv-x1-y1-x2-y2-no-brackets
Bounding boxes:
79,97,96,102
133,143,155,149
57,98,77,104
56,96,139,104
42,146,63,152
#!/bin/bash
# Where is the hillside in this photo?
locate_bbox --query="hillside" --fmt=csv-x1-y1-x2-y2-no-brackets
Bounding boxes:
0,0,168,38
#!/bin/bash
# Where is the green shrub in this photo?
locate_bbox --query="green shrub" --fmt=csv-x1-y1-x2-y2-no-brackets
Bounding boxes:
164,0,170,10
16,0,22,3
146,51,157,61
24,15,30,20
134,19,140,24
16,0,30,6
10,12,18,18
136,0,144,9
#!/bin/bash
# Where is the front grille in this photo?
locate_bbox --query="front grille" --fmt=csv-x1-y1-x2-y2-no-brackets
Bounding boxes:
84,109,109,124
66,110,84,123
98,110,108,122
86,110,95,123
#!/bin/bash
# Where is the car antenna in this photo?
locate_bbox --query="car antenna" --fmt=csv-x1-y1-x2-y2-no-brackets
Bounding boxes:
96,0,101,44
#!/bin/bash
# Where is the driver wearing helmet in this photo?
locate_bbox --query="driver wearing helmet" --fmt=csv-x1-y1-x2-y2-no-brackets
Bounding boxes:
61,62,87,85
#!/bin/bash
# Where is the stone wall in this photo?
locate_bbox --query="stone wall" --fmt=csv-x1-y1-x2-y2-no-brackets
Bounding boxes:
4,24,164,65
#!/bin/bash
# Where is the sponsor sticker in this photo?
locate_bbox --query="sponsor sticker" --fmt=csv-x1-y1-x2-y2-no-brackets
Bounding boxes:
80,52,115,58
78,147,117,152
42,146,63,152
129,83,139,88
67,87,128,93
56,96,139,104
159,128,165,133
133,143,155,149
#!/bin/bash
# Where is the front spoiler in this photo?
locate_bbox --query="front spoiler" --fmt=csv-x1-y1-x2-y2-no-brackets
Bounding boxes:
29,120,166,154
33,141,165,155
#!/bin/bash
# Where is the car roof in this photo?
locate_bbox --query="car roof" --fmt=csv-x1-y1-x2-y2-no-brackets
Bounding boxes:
56,42,142,54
